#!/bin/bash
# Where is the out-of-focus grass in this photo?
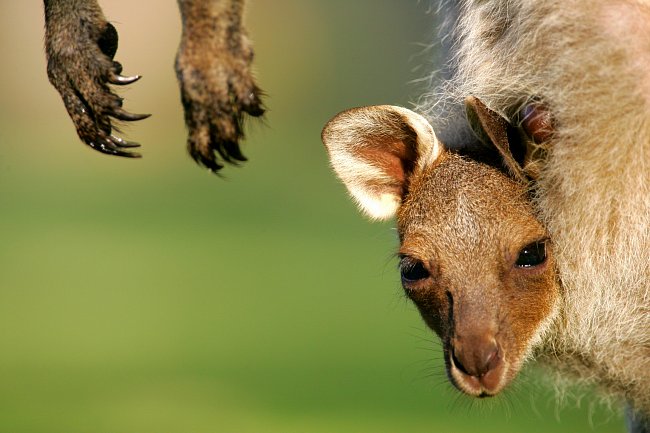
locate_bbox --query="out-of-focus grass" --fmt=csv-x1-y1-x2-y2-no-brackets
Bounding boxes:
0,1,624,432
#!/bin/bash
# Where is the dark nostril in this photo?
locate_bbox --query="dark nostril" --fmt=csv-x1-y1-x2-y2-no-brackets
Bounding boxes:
451,350,471,376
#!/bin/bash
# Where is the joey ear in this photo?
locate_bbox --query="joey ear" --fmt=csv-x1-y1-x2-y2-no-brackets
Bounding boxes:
465,96,528,183
322,105,442,220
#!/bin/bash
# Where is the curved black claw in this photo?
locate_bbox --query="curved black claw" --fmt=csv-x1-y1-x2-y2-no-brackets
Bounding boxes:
189,146,224,173
110,135,141,148
214,138,248,164
109,73,142,85
111,107,151,122
88,135,142,158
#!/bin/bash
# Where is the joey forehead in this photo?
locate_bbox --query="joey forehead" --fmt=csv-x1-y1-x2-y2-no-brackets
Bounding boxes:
397,155,544,260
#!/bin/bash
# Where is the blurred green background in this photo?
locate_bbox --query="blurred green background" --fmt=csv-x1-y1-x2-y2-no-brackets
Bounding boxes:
0,2,623,432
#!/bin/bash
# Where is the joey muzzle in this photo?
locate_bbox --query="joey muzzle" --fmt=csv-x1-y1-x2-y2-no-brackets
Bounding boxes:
443,291,506,397
449,332,505,396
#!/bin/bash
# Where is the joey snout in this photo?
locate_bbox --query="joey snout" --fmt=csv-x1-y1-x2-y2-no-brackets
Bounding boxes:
406,283,512,396
437,291,509,397
448,327,506,396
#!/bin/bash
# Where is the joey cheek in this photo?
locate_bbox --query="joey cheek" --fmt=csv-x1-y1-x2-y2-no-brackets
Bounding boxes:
406,286,449,338
506,267,557,338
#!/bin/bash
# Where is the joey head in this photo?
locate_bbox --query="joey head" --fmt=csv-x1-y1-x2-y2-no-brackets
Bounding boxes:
322,97,559,397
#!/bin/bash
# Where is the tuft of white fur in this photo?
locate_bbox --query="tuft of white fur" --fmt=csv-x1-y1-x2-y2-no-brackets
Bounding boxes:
327,147,402,220
420,0,650,416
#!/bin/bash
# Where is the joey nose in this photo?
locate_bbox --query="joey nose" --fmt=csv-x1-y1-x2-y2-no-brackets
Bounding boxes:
452,336,500,377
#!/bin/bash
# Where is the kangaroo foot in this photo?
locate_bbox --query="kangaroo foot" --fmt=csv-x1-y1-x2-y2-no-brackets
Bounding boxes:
44,1,149,157
176,0,265,172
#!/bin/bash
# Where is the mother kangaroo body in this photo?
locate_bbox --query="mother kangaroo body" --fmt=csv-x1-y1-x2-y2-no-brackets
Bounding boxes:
324,1,650,431
438,0,650,425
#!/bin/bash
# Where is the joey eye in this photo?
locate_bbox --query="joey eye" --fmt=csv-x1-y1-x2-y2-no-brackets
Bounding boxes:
515,240,548,268
400,259,430,283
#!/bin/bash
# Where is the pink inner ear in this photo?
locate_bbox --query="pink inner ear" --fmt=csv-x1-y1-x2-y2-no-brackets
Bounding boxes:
362,136,419,195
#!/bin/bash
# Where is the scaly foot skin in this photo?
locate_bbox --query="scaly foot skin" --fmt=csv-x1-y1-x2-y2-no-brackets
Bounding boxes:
176,0,265,172
44,0,149,157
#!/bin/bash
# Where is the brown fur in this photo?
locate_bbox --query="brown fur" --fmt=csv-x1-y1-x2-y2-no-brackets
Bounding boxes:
176,0,264,171
322,102,560,398
43,0,148,157
399,151,557,396
43,0,264,169
421,0,650,421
